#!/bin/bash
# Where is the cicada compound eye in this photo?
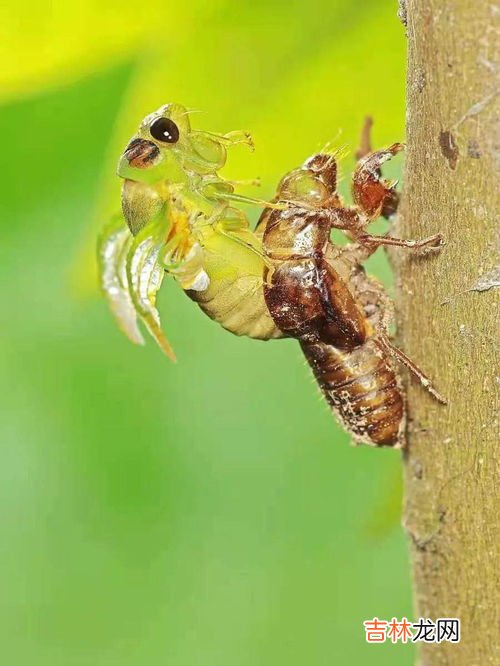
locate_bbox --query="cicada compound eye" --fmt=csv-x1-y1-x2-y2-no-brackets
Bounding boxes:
150,117,180,144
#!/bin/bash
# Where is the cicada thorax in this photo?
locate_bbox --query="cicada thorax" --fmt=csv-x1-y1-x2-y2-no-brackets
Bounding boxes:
260,154,405,447
262,207,367,346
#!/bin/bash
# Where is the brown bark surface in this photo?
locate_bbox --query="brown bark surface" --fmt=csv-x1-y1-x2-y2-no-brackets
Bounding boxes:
395,1,499,664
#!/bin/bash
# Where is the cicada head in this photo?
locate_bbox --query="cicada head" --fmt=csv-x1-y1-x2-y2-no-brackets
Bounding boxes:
117,103,231,187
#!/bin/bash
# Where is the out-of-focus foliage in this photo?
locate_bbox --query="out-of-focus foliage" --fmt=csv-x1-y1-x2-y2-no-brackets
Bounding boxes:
0,0,225,100
0,1,413,664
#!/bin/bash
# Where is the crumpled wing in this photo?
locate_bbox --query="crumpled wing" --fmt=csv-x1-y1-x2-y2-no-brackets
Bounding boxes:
97,214,176,361
126,217,175,360
97,214,145,346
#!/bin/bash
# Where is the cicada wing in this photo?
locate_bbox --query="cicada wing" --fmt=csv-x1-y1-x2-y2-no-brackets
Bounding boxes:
125,217,176,361
98,213,176,361
97,214,145,346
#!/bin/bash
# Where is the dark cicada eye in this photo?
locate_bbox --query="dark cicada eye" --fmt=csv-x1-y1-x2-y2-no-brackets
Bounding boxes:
149,117,180,144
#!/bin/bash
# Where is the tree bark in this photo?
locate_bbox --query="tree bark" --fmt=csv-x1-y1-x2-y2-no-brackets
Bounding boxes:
395,1,499,664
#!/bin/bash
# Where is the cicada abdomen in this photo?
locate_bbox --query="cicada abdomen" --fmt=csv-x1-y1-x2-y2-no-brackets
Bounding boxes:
300,338,405,447
260,148,444,447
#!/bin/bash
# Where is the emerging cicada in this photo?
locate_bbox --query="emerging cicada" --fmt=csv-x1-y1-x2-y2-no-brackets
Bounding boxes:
98,104,444,448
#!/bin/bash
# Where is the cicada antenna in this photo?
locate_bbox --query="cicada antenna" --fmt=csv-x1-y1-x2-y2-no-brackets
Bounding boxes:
179,108,204,117
330,143,351,161
320,127,344,154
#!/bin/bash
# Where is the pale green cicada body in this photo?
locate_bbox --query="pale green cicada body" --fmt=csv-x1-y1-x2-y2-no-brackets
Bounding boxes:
98,103,284,360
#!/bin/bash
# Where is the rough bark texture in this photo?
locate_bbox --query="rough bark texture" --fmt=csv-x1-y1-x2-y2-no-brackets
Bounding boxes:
395,1,499,664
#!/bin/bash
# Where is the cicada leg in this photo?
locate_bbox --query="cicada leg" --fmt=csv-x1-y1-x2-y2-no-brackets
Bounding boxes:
223,177,261,188
328,207,442,254
354,116,401,220
201,129,255,151
376,335,447,404
352,141,404,220
209,189,287,211
342,120,444,252
355,232,444,252
328,242,447,404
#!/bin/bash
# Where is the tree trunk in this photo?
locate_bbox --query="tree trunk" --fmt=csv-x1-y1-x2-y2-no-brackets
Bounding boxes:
395,1,499,664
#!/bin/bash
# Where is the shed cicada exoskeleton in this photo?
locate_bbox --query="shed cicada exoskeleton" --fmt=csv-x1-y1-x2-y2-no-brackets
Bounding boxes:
98,105,445,448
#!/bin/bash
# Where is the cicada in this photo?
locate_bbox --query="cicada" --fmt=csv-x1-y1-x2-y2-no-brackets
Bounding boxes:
98,104,444,447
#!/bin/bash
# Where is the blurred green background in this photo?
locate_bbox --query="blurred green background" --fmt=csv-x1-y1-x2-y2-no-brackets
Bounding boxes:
1,1,414,664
